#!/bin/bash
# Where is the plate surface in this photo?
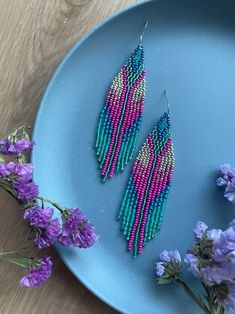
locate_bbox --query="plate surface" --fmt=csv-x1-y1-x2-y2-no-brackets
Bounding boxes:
33,1,235,313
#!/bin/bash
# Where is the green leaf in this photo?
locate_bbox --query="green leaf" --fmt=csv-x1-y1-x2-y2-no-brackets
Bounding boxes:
1,257,31,268
157,277,171,285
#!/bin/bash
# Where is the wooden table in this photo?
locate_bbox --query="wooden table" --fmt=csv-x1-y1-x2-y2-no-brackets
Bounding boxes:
0,1,136,313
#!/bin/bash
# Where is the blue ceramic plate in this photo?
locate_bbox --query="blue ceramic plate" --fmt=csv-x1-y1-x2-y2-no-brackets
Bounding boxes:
33,1,235,313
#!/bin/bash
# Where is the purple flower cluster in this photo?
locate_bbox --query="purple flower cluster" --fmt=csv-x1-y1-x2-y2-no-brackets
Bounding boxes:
20,256,52,288
0,138,34,156
217,163,235,203
193,221,208,239
0,162,33,178
213,220,235,263
0,131,98,288
13,178,38,201
24,206,60,249
23,206,99,250
184,221,235,311
0,162,38,201
59,208,99,248
155,250,181,281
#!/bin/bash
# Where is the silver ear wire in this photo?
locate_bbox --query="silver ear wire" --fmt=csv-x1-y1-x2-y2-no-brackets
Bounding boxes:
163,90,170,115
139,21,148,44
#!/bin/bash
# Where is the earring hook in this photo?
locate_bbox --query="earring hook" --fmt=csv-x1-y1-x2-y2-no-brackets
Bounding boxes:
139,20,149,44
163,90,170,115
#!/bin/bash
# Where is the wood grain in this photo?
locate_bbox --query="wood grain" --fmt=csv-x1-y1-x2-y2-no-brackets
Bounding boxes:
0,1,136,313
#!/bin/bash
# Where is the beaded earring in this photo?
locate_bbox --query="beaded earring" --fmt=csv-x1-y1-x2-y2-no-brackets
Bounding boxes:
118,91,175,256
95,22,148,182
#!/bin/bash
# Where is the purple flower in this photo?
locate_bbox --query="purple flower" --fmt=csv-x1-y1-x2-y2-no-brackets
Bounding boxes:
0,139,15,155
20,256,52,288
0,163,11,177
24,206,60,249
9,162,33,177
155,262,165,277
200,263,235,310
33,219,60,249
0,162,34,180
13,178,38,201
216,280,235,311
184,254,201,277
0,138,34,156
156,249,182,283
217,177,228,187
6,162,33,179
200,262,235,286
159,250,181,263
207,228,222,242
230,220,235,228
217,163,235,203
15,139,34,154
224,181,235,204
24,206,54,228
193,221,208,239
59,208,98,248
213,225,235,263
219,164,235,179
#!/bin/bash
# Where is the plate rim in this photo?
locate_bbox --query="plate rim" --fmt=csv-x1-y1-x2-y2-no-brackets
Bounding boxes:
32,0,153,313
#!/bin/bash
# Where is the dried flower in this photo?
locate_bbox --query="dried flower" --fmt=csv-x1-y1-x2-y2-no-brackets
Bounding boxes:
218,164,235,182
24,206,60,249
224,181,235,203
159,250,181,263
215,280,235,311
193,221,208,239
24,206,54,228
155,250,181,284
14,139,34,154
207,228,222,242
184,254,201,277
13,178,38,201
0,139,15,155
0,138,34,156
0,125,98,289
213,223,235,263
155,217,235,312
33,219,60,249
59,208,98,248
0,162,34,182
200,262,235,286
20,256,52,288
155,262,165,277
0,163,11,177
217,163,235,203
6,162,34,179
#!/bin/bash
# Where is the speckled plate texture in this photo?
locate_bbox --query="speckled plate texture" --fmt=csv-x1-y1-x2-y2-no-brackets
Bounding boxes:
33,1,235,313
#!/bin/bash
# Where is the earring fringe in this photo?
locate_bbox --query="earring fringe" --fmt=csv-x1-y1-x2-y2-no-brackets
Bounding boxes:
118,112,175,256
96,45,146,182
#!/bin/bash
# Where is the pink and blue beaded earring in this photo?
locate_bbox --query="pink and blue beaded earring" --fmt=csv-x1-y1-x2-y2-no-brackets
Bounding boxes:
95,22,148,182
118,91,175,256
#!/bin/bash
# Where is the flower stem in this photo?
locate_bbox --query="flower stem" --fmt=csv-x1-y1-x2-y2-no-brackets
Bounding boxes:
0,180,17,199
203,284,217,314
0,179,67,215
36,196,66,213
0,248,32,268
0,248,28,257
175,279,210,314
0,256,32,268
